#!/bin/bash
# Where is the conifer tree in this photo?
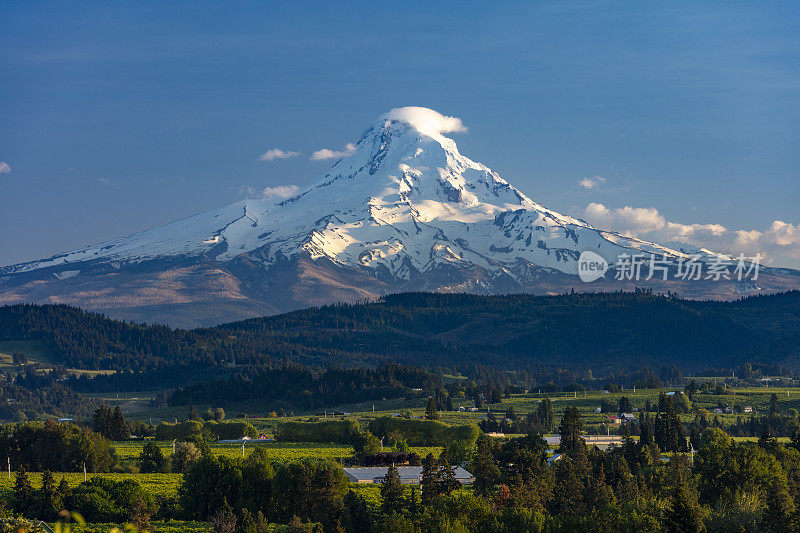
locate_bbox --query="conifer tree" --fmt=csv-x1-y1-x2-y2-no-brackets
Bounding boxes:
342,490,372,533
425,397,438,421
585,464,615,512
380,463,405,514
664,477,703,533
38,470,58,519
110,406,130,440
437,456,459,496
618,396,633,413
13,465,33,514
551,456,586,516
238,508,257,533
139,440,167,473
536,397,555,432
407,486,419,516
472,436,500,497
420,453,440,505
58,477,71,510
558,407,587,464
92,405,110,436
689,418,702,451
640,413,654,446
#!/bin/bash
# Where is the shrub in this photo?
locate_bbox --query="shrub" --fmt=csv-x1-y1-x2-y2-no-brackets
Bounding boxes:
70,477,156,524
155,421,203,441
368,417,480,446
275,420,360,444
0,421,116,472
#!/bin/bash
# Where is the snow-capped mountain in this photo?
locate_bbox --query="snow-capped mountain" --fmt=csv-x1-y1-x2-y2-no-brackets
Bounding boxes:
2,107,798,327
4,108,686,276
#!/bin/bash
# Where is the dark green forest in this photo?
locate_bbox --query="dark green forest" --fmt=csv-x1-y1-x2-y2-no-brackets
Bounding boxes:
168,364,441,412
2,290,800,418
2,290,799,374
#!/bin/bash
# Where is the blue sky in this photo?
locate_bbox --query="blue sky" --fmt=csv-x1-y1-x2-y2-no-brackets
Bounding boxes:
1,1,799,266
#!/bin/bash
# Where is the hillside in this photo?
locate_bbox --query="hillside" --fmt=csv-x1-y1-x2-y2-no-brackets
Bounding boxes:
1,290,799,376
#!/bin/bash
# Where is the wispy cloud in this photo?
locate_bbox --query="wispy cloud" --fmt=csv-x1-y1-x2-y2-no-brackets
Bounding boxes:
259,148,301,161
310,143,356,161
579,176,605,189
577,202,800,267
0,162,11,173
233,184,301,200
261,185,300,199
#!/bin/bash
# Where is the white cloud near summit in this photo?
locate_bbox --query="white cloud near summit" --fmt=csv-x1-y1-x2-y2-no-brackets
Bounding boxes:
309,107,467,161
0,162,11,173
385,107,467,138
577,202,800,267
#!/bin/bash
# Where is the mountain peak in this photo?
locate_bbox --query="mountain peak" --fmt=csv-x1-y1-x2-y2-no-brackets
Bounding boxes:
1,106,683,277
4,106,795,327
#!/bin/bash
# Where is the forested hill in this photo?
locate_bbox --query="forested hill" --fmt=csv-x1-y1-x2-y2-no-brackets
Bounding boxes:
2,290,800,374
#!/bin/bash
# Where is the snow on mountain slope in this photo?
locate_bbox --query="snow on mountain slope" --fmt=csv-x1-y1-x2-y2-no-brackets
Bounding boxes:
2,107,693,282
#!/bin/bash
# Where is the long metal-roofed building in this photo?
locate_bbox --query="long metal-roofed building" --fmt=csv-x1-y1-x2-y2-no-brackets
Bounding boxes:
343,466,473,484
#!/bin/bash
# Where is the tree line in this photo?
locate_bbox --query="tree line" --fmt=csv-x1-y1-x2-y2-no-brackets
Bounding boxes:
3,290,800,376
8,407,800,531
169,363,440,412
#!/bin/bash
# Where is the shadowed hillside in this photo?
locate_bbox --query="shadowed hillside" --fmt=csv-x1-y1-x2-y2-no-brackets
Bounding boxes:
1,290,799,376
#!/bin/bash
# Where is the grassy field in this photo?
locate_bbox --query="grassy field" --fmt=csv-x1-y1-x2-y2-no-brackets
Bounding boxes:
113,441,441,463
0,339,115,376
86,380,800,435
92,384,800,442
40,521,212,532
4,382,798,531
0,472,182,497
41,520,312,532
0,339,56,367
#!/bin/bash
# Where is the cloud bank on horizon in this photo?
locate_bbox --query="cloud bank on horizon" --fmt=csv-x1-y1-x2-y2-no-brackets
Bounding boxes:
577,202,800,267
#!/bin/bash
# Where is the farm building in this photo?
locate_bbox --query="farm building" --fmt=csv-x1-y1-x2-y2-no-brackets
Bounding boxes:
343,466,473,484
547,453,563,466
